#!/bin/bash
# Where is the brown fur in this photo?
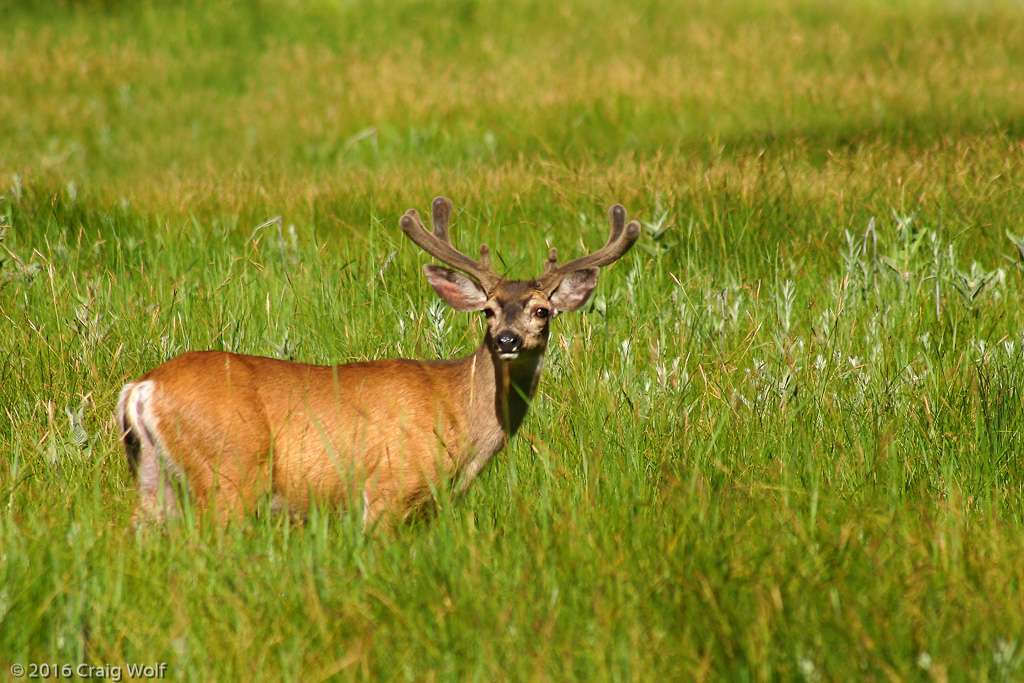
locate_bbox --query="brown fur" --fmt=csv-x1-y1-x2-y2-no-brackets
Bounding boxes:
117,285,553,527
116,199,639,527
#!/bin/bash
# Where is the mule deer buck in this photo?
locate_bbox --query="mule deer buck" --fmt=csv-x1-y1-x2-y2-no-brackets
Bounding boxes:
117,198,640,527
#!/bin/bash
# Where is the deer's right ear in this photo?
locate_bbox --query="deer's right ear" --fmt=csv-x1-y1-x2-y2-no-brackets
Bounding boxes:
549,267,600,313
423,264,488,311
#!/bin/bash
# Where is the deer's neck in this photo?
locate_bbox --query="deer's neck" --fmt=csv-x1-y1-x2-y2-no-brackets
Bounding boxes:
493,349,544,437
454,337,546,487
469,340,545,434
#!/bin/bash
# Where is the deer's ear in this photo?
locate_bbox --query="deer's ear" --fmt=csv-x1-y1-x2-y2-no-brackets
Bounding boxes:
423,264,488,311
549,268,600,313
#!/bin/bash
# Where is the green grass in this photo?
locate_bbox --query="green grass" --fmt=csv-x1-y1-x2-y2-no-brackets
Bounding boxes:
3,0,1024,679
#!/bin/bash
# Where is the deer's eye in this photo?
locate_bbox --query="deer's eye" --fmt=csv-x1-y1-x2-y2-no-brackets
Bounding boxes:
483,308,495,318
534,307,549,319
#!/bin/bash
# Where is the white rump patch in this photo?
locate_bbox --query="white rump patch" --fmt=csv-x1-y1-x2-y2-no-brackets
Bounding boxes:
117,379,184,521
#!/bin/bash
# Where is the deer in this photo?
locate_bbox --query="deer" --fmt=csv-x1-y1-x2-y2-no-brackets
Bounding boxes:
116,198,640,528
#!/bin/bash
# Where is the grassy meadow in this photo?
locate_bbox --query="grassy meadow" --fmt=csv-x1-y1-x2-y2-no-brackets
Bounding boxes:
3,0,1024,678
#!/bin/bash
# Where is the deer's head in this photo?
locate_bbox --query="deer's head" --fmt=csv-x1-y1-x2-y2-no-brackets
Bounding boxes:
400,198,640,361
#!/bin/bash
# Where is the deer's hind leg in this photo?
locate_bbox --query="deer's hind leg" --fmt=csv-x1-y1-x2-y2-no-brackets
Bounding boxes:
117,379,274,525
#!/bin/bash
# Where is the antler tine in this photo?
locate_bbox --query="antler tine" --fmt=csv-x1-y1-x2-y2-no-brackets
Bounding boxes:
399,197,501,290
537,204,641,290
431,196,452,240
542,247,559,275
431,198,496,271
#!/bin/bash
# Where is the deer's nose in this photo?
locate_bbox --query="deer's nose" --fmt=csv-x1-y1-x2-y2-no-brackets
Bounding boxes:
496,332,523,355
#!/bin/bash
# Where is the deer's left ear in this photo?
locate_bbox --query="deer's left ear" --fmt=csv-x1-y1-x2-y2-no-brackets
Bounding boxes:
423,264,488,311
549,268,600,313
